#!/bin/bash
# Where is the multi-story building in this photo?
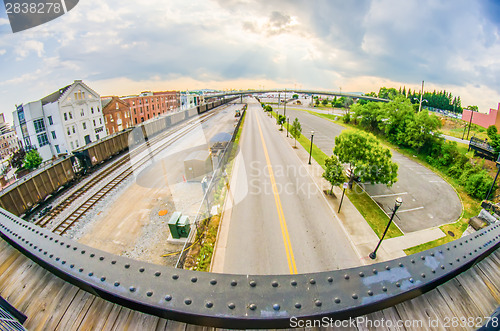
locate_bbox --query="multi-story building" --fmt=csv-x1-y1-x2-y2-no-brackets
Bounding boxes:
124,91,180,125
180,91,203,111
101,96,133,135
0,114,21,161
13,80,107,161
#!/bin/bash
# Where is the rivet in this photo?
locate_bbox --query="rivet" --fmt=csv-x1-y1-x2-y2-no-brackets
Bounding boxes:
352,294,358,299
309,279,316,284
129,286,135,292
81,250,86,254
421,273,426,278
99,257,104,261
66,244,70,248
344,274,350,280
88,272,94,277
79,268,83,272
185,299,192,305
114,282,120,287
165,295,172,301
373,269,378,274
231,280,237,286
147,291,153,297
315,300,322,307
191,277,197,283
327,277,333,283
249,303,257,310
249,280,256,287
432,269,436,273
272,281,278,287
49,254,53,258
101,277,106,282
334,298,341,303
125,264,130,269
139,268,145,273
386,265,390,270
399,263,403,267
359,272,364,277
411,259,415,263
206,302,213,308
73,247,77,251
409,278,414,283
55,257,60,261
172,275,179,280
295,303,301,309
368,290,373,296
70,264,74,268
273,304,280,311
155,271,161,277
228,303,235,310
396,282,400,287
291,280,297,286
421,256,425,260
90,254,95,258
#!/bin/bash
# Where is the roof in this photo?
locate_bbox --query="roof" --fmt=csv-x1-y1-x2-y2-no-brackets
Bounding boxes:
184,150,210,162
41,85,71,105
101,97,113,108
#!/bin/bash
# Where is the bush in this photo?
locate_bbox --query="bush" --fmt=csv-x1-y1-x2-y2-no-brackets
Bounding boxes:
464,170,494,199
343,112,351,123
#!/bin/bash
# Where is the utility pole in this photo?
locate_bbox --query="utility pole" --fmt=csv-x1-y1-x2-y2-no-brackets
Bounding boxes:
284,88,287,119
466,108,475,140
418,80,424,112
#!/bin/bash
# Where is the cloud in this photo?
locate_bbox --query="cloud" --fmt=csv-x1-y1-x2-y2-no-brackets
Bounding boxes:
0,18,8,26
15,40,44,59
0,49,5,56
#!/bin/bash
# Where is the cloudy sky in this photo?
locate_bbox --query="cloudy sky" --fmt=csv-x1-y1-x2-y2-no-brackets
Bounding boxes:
1,0,500,123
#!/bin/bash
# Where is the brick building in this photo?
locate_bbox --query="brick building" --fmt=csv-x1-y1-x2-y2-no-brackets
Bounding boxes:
462,104,500,130
101,96,133,135
0,114,20,161
124,91,180,125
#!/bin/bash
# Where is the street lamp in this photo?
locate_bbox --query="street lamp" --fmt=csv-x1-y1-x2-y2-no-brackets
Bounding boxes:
308,131,315,165
369,197,403,260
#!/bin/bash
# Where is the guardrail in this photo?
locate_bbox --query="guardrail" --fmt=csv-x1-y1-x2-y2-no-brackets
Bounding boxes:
1,207,499,328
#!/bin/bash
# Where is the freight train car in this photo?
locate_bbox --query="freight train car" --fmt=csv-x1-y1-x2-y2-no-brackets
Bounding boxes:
0,157,76,216
73,129,131,168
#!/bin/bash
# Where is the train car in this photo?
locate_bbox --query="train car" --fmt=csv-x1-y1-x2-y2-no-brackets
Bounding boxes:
0,157,76,216
73,129,131,168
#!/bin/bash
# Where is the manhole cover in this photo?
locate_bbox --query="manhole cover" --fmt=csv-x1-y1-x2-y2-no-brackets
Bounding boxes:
158,210,168,216
448,231,455,237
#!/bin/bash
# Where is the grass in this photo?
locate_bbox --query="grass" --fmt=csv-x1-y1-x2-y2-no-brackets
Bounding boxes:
346,184,403,239
268,107,402,239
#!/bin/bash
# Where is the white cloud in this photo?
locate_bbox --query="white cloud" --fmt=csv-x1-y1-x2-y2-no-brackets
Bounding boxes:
0,18,9,26
0,49,6,56
15,40,44,59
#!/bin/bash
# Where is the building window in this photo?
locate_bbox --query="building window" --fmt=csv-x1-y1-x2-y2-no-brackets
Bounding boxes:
93,119,96,126
55,145,60,153
116,102,119,110
76,141,79,148
64,113,68,121
98,107,100,112
82,92,85,99
33,119,46,133
70,142,74,149
99,118,102,125
117,113,121,119
37,133,49,147
91,107,94,114
48,116,53,125
67,128,71,135
51,131,56,139
69,112,73,119
74,92,78,100
110,115,114,122
81,110,84,117
72,126,75,134
83,122,87,130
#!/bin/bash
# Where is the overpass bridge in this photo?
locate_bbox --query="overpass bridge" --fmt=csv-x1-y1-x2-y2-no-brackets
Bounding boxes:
206,89,390,103
0,207,499,329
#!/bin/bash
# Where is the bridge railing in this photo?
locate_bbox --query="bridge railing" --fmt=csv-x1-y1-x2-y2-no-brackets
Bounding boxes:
1,208,499,328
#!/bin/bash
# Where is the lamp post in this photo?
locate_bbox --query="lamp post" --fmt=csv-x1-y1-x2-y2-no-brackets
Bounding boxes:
308,131,315,165
369,197,403,260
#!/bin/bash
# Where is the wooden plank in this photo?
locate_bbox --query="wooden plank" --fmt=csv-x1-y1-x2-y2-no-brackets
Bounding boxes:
53,290,96,331
77,297,125,331
455,269,498,317
436,278,484,323
108,307,133,331
99,305,125,331
39,283,81,330
162,320,188,331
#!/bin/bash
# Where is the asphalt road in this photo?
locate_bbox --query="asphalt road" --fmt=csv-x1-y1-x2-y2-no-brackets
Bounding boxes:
281,106,462,233
221,98,360,275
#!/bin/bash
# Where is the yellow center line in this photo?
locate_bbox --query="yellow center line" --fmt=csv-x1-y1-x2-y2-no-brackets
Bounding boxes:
254,110,298,274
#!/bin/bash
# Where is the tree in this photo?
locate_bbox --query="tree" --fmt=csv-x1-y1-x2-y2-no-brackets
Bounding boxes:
290,118,302,148
487,125,500,152
322,155,346,195
276,114,286,130
334,130,398,186
321,98,328,106
23,149,43,170
10,149,26,169
292,94,299,99
404,110,441,152
315,98,320,106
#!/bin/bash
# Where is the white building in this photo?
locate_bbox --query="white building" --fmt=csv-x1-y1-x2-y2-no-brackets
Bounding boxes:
13,80,107,161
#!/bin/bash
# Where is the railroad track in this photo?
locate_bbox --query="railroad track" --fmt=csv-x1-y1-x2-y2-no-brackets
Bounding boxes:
45,109,221,235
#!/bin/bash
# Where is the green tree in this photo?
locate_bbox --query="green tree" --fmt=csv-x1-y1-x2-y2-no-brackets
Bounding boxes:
404,110,441,152
334,130,398,186
487,125,500,152
321,98,328,106
290,117,302,148
276,114,286,130
23,149,43,170
292,94,299,99
322,155,346,195
315,98,320,106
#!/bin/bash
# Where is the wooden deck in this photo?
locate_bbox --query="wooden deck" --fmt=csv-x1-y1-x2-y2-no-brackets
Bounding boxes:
0,238,499,330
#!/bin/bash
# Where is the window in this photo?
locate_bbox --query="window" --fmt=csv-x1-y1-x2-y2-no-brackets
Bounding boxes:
81,110,85,117
33,119,46,133
72,126,76,134
69,112,73,119
48,116,53,125
83,122,87,130
98,107,100,112
116,102,119,110
70,142,74,149
117,113,121,119
74,92,78,100
55,145,60,154
152,105,155,110
82,92,85,99
93,119,96,126
51,131,56,139
110,115,114,122
37,133,49,147
146,106,149,111
76,141,79,148
64,113,68,121
134,109,136,115
104,117,107,124
67,128,71,135
96,134,99,140
99,118,102,125
91,107,94,114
